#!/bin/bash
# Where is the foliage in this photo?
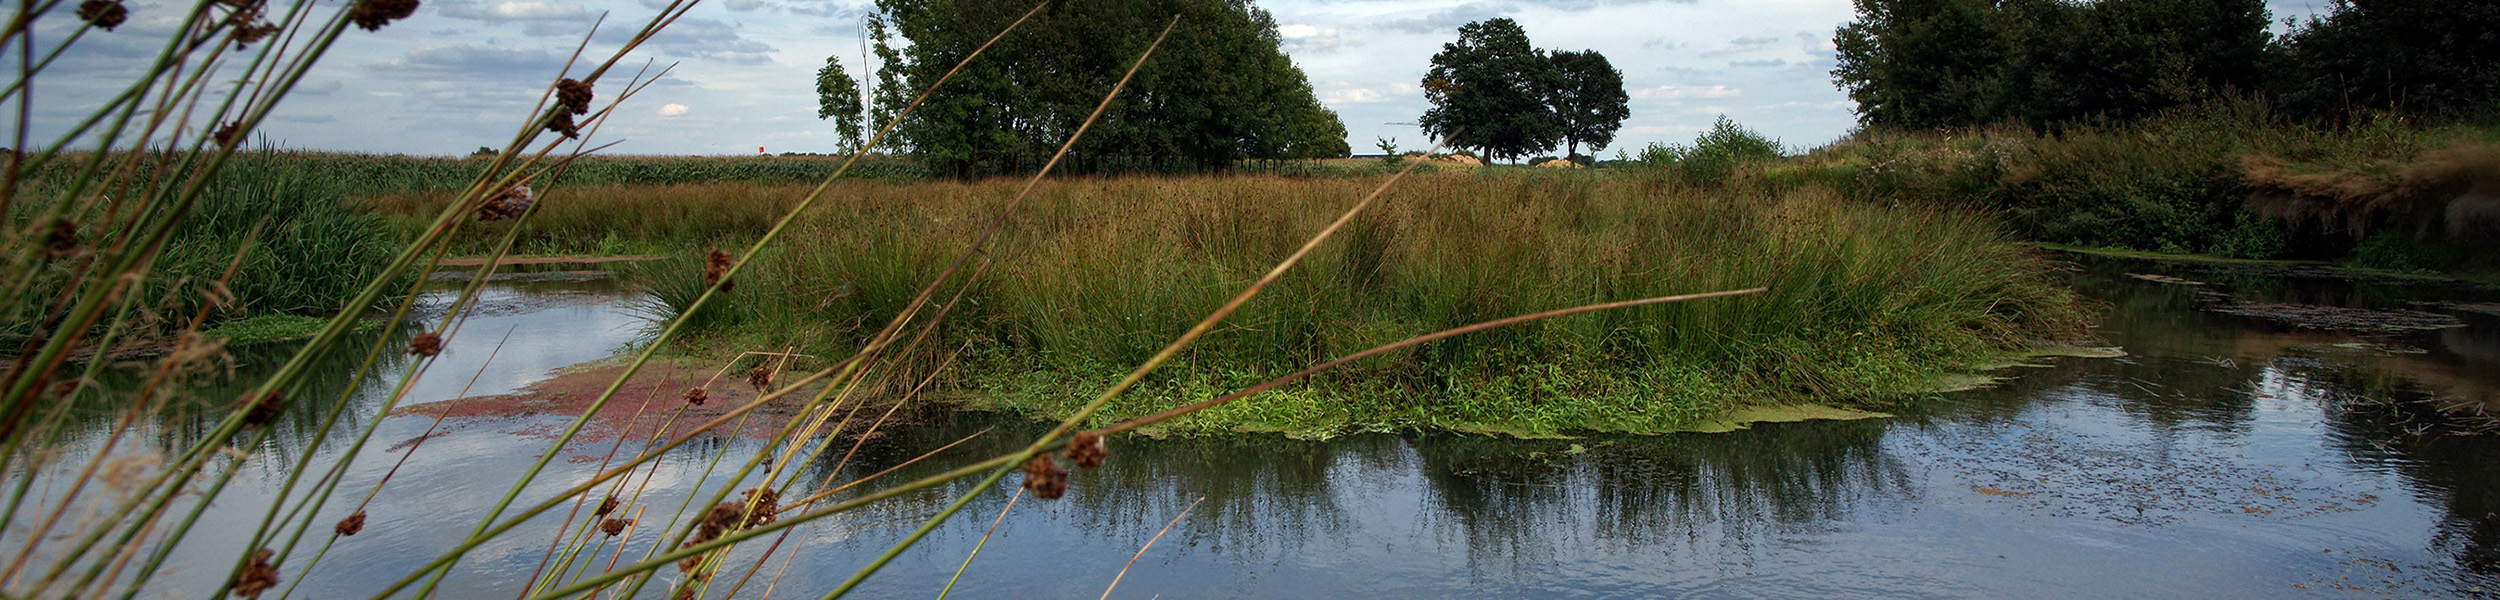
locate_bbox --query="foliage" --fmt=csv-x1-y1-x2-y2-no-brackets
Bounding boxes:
1632,116,1786,188
1546,49,1630,159
1833,0,2271,129
1420,18,1561,163
866,0,1349,176
2274,0,2500,122
816,56,867,151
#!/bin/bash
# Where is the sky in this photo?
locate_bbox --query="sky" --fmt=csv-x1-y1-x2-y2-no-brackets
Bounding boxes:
33,0,2333,156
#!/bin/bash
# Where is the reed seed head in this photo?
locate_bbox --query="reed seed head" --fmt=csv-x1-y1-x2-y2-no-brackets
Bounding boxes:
544,111,581,139
682,387,708,406
1020,455,1068,500
599,517,631,536
407,332,442,357
77,0,127,30
596,494,619,516
334,511,366,536
554,78,594,115
241,391,283,427
212,121,246,146
741,487,778,527
42,218,78,259
746,363,773,392
224,8,278,47
346,0,417,31
700,501,743,536
231,548,277,598
703,249,735,291
1067,431,1107,469
476,184,534,221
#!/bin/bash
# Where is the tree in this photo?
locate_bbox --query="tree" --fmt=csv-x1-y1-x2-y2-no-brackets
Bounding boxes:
1832,0,2273,129
1545,50,1628,159
1420,18,1560,163
1831,0,2020,129
816,56,865,151
865,0,1348,176
2276,0,2500,121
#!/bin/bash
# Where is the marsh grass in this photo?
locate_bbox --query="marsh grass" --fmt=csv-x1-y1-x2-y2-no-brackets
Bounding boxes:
624,172,2090,436
1798,105,2500,263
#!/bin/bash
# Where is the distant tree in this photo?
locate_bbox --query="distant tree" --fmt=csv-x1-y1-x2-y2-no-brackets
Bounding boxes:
2276,0,2500,121
1545,50,1628,159
1833,0,2273,129
1832,0,2018,128
866,0,1349,175
815,56,865,151
1420,18,1561,163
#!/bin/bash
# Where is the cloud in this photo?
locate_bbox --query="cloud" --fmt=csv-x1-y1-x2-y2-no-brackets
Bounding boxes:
1729,58,1787,68
1701,34,1783,57
1277,23,1343,51
659,103,690,116
438,1,597,21
642,18,777,64
1322,88,1388,104
379,44,572,82
1376,2,1515,34
1631,84,1739,100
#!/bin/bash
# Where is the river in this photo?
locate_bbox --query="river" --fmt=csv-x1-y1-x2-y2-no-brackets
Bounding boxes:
10,253,2500,598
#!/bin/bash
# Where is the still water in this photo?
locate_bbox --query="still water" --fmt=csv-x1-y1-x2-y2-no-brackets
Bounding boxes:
16,254,2500,598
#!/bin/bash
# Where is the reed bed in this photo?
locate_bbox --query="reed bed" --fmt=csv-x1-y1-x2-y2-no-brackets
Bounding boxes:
623,172,2092,437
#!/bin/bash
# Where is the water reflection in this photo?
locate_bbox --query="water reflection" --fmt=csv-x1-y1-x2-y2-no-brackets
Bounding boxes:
19,256,2500,598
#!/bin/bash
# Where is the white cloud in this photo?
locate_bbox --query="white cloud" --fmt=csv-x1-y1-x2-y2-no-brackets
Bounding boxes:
659,103,690,116
1631,85,1740,100
440,1,597,21
1277,23,1343,51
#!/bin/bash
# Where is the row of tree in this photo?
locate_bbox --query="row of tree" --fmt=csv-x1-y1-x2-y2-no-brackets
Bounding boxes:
1418,18,1631,163
816,0,1349,176
1833,0,2500,130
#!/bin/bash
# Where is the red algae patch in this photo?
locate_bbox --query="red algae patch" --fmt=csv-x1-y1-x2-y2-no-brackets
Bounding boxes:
391,359,847,448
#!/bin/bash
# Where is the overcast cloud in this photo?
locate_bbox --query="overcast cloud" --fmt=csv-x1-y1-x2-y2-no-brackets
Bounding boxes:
27,0,2332,156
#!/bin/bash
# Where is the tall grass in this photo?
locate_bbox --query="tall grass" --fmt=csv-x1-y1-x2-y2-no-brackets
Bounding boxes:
1798,104,2500,263
630,172,2091,436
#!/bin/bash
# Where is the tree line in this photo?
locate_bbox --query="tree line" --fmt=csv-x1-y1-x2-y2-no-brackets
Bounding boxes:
1418,18,1631,163
816,0,1349,177
1833,0,2500,130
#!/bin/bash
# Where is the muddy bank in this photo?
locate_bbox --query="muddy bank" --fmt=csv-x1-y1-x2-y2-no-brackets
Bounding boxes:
389,359,932,453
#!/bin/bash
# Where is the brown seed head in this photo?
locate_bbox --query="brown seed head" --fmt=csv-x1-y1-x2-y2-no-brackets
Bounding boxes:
741,487,778,527
701,502,743,536
746,363,773,392
407,332,442,357
241,391,283,427
231,548,278,598
596,494,619,516
42,218,78,259
554,78,594,115
543,110,580,139
476,184,533,221
347,0,418,31
212,121,246,146
599,517,631,536
703,249,735,291
77,0,128,30
334,511,366,536
1020,455,1068,500
1067,431,1107,469
674,585,698,600
682,387,708,406
225,8,279,47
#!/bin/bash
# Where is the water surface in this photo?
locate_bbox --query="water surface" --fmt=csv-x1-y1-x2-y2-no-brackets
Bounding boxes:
15,255,2500,598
